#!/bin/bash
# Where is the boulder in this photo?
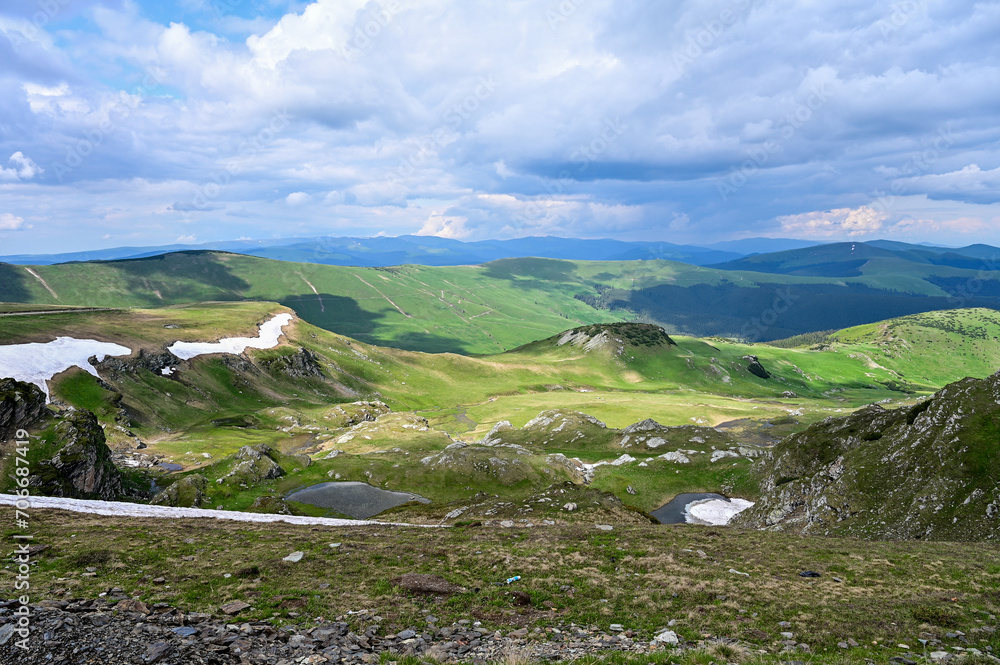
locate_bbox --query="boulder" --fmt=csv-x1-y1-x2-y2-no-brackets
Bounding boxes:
151,474,209,508
0,378,48,441
37,409,125,500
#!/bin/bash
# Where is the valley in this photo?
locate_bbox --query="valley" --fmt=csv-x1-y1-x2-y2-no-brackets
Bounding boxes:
3,244,1000,663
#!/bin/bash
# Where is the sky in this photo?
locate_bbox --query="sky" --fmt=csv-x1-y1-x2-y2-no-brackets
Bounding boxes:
1,0,999,254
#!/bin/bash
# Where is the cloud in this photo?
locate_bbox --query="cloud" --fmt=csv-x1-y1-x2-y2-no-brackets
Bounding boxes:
0,213,26,230
176,234,197,243
3,1,1000,251
777,206,888,238
0,152,42,181
285,191,312,206
892,164,1000,205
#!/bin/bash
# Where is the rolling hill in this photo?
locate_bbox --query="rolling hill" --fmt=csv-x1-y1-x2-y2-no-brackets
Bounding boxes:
6,248,1000,353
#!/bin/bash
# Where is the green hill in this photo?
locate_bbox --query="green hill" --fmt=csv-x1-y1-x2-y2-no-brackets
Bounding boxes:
735,368,1000,541
5,249,1000,352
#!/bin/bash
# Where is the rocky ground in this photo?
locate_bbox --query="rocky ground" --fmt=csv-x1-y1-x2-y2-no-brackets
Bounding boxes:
0,595,683,665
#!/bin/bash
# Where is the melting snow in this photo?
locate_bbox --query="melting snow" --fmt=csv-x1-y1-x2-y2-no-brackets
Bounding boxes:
685,497,754,526
0,337,132,400
0,494,435,528
167,313,293,360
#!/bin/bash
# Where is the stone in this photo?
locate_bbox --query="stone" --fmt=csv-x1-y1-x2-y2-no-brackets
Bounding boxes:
145,641,174,663
0,623,16,646
653,629,679,645
220,600,252,615
562,502,577,511
595,524,613,531
798,571,821,578
116,598,150,615
172,626,198,637
609,624,624,632
398,629,417,639
283,551,304,562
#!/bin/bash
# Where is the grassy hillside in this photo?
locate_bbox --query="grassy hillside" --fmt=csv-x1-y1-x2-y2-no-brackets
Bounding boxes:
11,509,1000,664
6,250,1000,352
4,303,1000,523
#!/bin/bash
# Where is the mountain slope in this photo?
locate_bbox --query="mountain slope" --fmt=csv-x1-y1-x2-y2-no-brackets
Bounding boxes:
734,370,1000,540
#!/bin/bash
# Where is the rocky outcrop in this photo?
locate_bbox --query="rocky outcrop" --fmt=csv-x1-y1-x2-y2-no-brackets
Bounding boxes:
554,323,676,357
735,370,1000,541
92,349,175,377
261,347,326,379
150,474,209,508
0,378,48,441
35,409,125,500
221,444,287,484
742,355,771,379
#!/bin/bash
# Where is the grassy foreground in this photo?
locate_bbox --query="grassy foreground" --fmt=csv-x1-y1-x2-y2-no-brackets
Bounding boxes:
5,509,1000,664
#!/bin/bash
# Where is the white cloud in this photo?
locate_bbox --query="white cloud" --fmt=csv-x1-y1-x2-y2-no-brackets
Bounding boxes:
416,212,471,239
777,206,888,238
286,191,312,206
893,164,1000,204
0,152,42,181
0,213,26,231
176,234,197,243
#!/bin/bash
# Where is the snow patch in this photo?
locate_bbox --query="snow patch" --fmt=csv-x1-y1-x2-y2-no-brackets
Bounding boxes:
167,313,293,360
0,494,435,528
0,337,132,400
685,498,754,525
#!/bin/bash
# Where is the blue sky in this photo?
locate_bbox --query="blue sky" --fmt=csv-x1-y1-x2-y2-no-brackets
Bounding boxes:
1,0,999,253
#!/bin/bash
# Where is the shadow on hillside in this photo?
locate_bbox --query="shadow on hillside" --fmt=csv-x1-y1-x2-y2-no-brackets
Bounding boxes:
280,293,473,354
0,264,31,302
482,258,577,289
104,252,251,306
582,281,1000,342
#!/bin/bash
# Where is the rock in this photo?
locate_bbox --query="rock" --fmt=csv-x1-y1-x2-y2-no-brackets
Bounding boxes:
609,624,624,632
171,626,198,637
145,641,174,663
710,449,739,462
743,355,771,379
35,408,125,500
0,378,48,440
392,573,466,595
562,502,577,511
500,520,515,528
220,600,252,615
891,656,917,665
626,485,637,495
0,623,16,646
799,571,821,578
150,474,210,508
595,524,613,531
653,629,679,645
283,551,304,562
115,598,150,615
261,347,326,379
929,652,952,662
659,451,690,464
397,629,417,640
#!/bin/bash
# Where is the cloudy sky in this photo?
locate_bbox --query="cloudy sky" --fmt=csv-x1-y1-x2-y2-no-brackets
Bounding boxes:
1,0,999,253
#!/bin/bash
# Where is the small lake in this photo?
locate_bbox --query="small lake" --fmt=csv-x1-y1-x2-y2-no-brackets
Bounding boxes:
286,481,430,519
157,463,184,472
652,493,753,526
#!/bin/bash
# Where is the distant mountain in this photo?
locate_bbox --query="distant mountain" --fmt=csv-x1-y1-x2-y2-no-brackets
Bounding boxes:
0,235,749,267
709,240,1000,277
702,237,821,255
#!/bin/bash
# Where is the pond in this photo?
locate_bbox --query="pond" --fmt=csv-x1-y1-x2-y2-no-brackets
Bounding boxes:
286,481,430,520
652,492,753,526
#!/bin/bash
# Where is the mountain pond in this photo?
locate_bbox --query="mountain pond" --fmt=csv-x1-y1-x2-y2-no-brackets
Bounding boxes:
652,493,754,526
286,482,431,519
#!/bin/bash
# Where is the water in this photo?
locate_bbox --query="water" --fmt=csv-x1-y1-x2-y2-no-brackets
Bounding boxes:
651,492,726,524
652,493,753,526
286,481,430,519
157,463,184,472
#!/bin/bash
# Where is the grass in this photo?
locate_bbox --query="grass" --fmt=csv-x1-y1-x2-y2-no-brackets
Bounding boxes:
5,251,1000,354
6,509,999,664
